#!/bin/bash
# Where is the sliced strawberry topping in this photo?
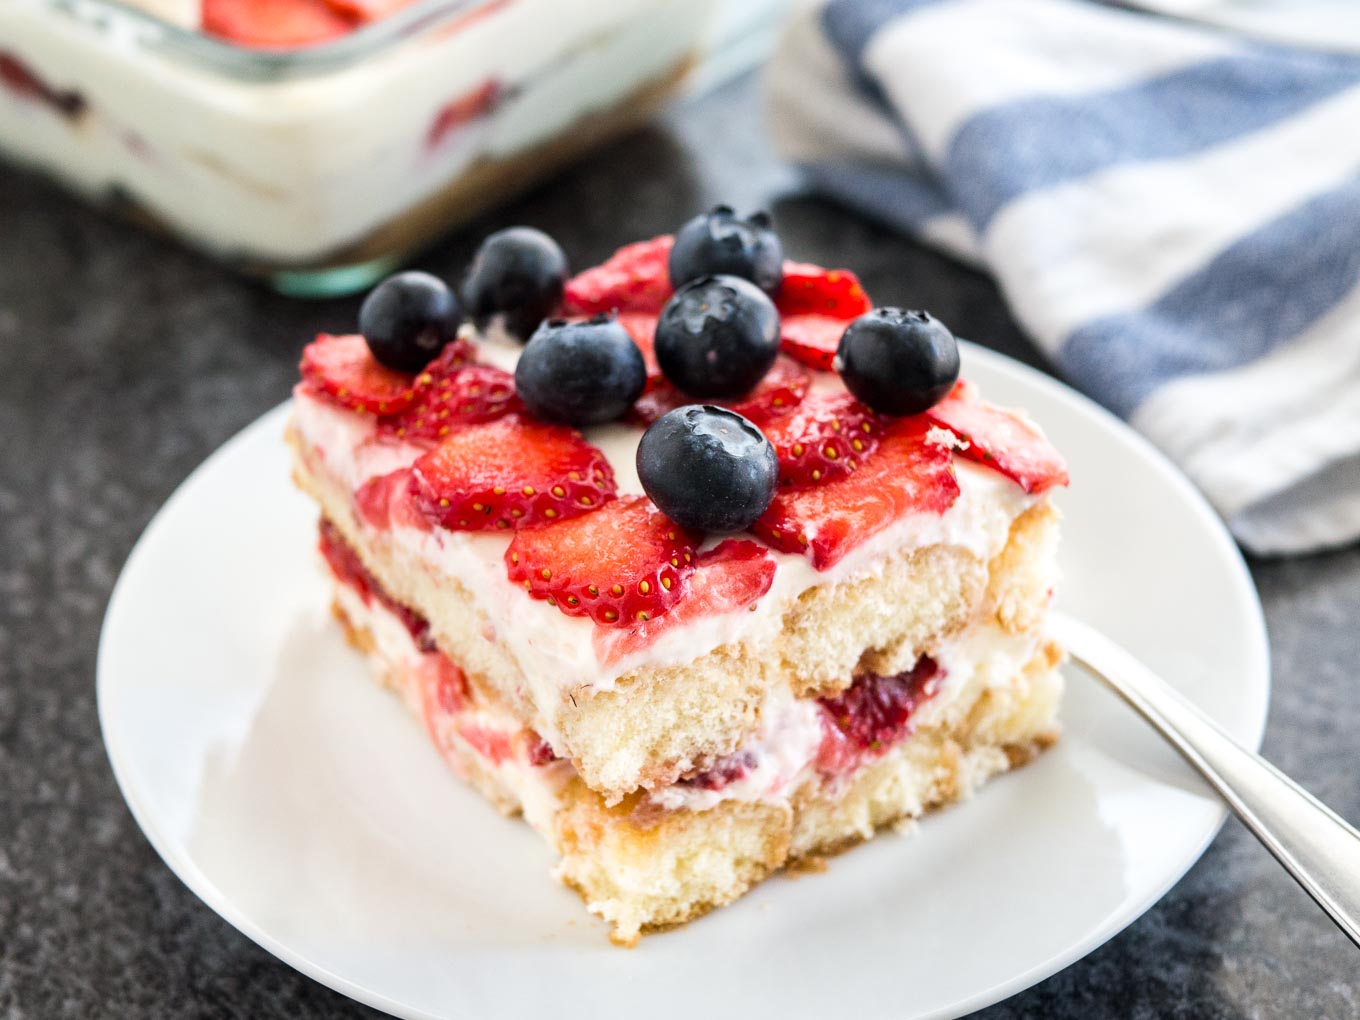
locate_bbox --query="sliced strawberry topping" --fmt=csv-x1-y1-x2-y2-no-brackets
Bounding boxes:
762,392,886,487
409,416,615,531
779,313,851,371
562,235,675,315
299,333,417,415
614,312,663,388
418,337,475,376
505,496,699,626
816,658,942,774
381,364,520,441
752,420,959,569
775,265,871,370
776,262,873,318
630,355,811,427
203,0,356,48
927,387,1069,494
320,0,416,21
593,538,776,664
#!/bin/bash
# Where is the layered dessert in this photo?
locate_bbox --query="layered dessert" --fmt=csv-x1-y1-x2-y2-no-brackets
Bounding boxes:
287,212,1069,944
0,0,721,282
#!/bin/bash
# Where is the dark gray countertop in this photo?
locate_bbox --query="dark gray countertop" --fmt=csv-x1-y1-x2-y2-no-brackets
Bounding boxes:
2,76,1357,1019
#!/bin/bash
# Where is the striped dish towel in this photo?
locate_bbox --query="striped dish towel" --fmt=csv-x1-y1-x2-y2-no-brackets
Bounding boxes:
767,0,1360,555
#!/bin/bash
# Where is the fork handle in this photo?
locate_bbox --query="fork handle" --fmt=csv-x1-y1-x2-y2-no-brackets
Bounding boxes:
1052,613,1360,948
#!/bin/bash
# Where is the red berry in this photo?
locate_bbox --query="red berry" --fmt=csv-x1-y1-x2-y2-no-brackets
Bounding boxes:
504,496,699,626
630,355,811,427
562,235,675,315
524,731,557,766
779,313,851,371
382,364,520,441
322,0,415,22
816,658,942,773
203,0,355,47
426,79,501,151
353,468,413,530
592,538,776,664
752,419,960,569
299,333,418,416
762,392,886,487
927,386,1069,494
409,416,615,532
318,519,432,649
679,749,758,791
776,262,873,318
614,312,664,389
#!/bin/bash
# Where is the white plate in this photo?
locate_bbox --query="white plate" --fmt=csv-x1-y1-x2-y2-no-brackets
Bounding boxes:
98,343,1269,1020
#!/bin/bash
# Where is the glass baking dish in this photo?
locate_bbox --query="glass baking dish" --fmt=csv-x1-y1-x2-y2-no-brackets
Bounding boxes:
0,0,728,294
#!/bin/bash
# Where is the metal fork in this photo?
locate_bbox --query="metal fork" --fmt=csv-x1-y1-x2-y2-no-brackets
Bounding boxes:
1052,612,1360,948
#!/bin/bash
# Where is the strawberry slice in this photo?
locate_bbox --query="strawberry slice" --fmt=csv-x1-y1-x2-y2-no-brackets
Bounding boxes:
779,313,853,371
762,392,887,487
815,657,942,774
776,262,873,318
203,0,356,47
614,312,663,388
775,264,872,369
505,496,699,626
562,235,675,315
752,420,960,569
593,538,776,663
630,355,811,427
409,416,615,531
299,334,417,415
381,364,520,442
927,388,1069,494
321,0,415,21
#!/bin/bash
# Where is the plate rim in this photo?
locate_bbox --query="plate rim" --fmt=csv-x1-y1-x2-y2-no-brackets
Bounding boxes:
96,341,1271,1020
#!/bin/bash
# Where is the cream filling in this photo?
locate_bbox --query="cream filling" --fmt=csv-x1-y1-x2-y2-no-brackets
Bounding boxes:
332,577,572,834
293,375,1037,709
334,567,1040,822
0,0,703,262
650,620,1042,812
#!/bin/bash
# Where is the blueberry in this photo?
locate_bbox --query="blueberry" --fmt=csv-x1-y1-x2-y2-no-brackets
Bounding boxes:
834,309,960,416
514,315,646,427
636,405,777,533
654,275,780,399
669,205,784,295
359,271,463,373
462,227,568,342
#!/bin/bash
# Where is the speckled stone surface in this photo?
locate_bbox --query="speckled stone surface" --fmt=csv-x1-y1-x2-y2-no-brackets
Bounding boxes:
2,77,1357,1019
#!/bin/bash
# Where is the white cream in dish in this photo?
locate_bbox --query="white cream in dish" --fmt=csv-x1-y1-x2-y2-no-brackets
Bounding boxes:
0,0,707,265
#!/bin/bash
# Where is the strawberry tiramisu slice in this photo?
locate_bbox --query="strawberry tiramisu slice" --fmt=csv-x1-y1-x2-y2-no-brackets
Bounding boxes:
287,212,1069,945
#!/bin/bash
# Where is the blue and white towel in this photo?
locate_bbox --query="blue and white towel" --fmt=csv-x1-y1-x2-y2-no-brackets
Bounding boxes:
767,0,1360,555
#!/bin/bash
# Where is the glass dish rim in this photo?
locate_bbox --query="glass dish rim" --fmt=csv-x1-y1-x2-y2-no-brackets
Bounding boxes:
36,0,496,81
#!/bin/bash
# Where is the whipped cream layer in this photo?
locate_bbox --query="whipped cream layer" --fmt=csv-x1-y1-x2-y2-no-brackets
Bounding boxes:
334,559,1039,823
332,577,571,834
293,355,1038,706
651,619,1042,812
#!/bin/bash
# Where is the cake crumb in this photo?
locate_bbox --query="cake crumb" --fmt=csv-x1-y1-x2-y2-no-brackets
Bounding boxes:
785,855,829,878
892,816,920,837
